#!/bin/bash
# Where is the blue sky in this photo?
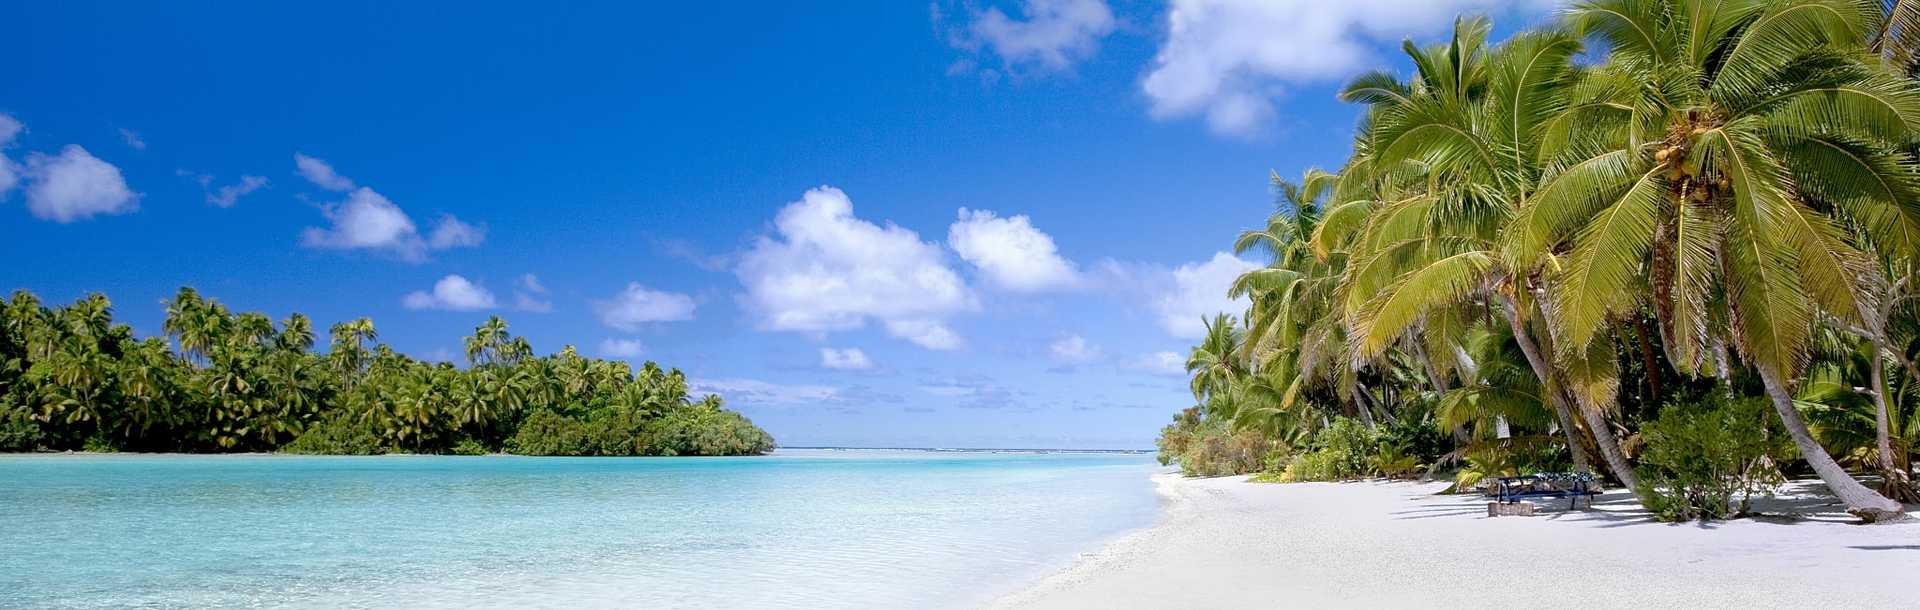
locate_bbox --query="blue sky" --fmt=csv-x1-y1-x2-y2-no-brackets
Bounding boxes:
2,1,1553,449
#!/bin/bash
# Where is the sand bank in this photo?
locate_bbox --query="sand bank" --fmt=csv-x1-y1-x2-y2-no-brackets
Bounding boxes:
993,473,1916,609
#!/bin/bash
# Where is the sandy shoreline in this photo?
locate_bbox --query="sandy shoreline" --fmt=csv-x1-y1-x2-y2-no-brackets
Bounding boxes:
992,472,1917,609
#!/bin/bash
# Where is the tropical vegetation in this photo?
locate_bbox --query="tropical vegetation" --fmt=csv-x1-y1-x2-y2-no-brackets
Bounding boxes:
1158,0,1920,522
0,287,774,456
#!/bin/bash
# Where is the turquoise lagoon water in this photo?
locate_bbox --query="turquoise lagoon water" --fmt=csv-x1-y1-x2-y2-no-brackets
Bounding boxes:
0,450,1161,609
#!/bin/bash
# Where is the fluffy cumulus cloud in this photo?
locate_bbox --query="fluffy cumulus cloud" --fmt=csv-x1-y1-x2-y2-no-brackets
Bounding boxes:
594,282,696,331
294,153,354,191
402,274,498,311
21,145,140,223
1153,251,1261,339
1049,334,1102,365
820,347,874,371
948,208,1079,292
947,0,1118,73
599,338,645,358
513,273,553,313
736,186,976,350
301,187,422,253
1143,0,1540,136
295,154,482,260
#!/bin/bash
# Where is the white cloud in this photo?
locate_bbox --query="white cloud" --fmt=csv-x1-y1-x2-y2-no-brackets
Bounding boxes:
21,145,140,223
402,275,498,311
1125,351,1188,377
1153,252,1260,339
690,378,838,406
1049,334,1102,365
949,208,1079,291
885,319,965,350
736,186,976,349
0,113,20,196
949,0,1118,73
820,347,874,371
298,175,482,260
594,282,696,331
1143,0,1538,136
207,175,268,208
599,338,645,358
513,273,552,313
520,273,547,294
118,128,146,151
294,152,355,191
0,113,22,146
301,187,423,256
427,214,486,249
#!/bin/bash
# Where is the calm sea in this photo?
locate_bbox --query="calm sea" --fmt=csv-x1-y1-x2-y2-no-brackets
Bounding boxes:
0,449,1160,609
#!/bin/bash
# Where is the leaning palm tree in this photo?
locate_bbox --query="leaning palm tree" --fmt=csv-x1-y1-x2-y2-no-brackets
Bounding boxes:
1515,0,1919,519
1333,18,1636,483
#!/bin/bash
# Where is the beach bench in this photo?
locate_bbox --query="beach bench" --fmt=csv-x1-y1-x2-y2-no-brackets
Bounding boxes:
1494,473,1601,511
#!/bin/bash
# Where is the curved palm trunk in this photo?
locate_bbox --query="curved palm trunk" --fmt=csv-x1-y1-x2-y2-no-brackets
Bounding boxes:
1575,397,1640,492
1497,298,1590,473
1868,340,1920,502
1531,296,1644,495
1756,366,1907,522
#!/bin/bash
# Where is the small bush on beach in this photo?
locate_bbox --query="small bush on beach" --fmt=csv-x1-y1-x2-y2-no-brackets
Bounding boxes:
1280,418,1378,482
1635,395,1791,521
1156,407,1272,477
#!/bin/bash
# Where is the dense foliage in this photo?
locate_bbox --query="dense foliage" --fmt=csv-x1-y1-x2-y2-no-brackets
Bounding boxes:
1158,0,1920,522
0,287,774,456
1636,394,1792,521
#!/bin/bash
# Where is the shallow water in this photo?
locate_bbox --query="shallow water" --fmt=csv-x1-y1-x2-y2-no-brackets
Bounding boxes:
0,449,1159,609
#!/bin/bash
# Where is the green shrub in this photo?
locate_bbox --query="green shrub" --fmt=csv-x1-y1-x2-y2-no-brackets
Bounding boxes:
1635,394,1790,521
1155,410,1271,477
0,405,44,452
642,406,774,456
451,438,490,456
1379,410,1448,467
504,410,590,456
280,414,384,455
1280,418,1379,482
82,434,120,453
1280,450,1342,481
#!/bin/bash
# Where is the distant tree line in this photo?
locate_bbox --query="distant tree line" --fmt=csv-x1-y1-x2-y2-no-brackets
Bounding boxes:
0,287,774,456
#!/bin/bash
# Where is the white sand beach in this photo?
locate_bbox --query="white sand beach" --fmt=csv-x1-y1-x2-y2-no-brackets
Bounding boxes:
994,473,1918,609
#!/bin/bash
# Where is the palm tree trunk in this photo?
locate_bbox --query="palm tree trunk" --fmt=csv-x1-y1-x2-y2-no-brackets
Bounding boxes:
1531,296,1644,495
1756,365,1907,522
1633,316,1664,400
1869,339,1920,502
1497,295,1590,473
1576,400,1641,492
1347,379,1376,430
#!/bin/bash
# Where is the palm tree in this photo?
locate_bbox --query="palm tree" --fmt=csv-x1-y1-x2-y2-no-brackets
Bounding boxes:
1330,18,1627,482
1513,0,1916,519
1186,314,1246,413
328,317,377,386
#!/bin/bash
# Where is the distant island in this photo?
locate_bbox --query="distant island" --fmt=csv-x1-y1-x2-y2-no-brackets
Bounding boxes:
0,287,773,456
